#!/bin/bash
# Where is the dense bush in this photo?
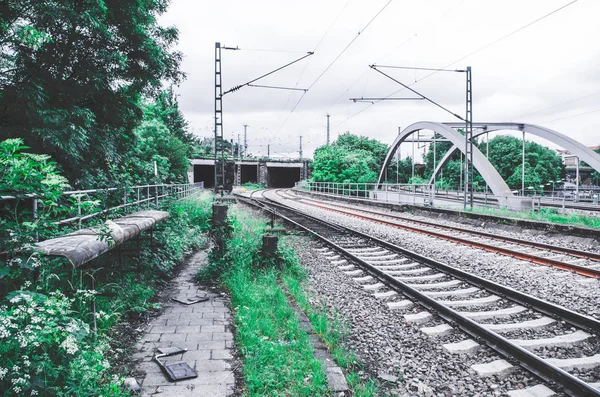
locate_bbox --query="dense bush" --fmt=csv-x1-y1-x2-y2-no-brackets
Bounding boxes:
0,141,212,395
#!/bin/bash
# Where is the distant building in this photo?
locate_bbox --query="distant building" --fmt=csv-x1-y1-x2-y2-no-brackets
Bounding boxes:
555,146,599,185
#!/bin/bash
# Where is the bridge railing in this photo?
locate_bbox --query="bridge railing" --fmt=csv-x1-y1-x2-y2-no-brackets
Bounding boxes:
294,181,600,212
0,182,204,230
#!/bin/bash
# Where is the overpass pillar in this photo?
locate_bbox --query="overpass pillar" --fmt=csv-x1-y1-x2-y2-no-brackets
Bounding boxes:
258,161,269,187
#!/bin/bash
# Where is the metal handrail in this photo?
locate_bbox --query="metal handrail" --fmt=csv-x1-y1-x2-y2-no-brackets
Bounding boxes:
1,182,204,229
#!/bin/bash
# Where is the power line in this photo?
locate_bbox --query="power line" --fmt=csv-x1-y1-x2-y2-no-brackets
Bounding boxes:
303,0,462,132
279,0,394,130
545,108,600,124
308,0,393,91
280,0,351,112
331,0,580,130
512,90,600,120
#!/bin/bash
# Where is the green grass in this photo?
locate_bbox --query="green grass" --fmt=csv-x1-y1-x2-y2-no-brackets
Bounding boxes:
241,182,266,191
279,237,381,397
199,207,329,396
465,206,600,229
0,192,214,396
199,205,383,396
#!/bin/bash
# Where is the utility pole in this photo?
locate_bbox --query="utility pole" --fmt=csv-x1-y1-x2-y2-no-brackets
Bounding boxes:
237,134,241,160
463,66,473,209
397,127,401,184
326,113,330,145
522,131,526,196
243,124,248,158
267,144,270,158
299,136,303,159
214,42,223,191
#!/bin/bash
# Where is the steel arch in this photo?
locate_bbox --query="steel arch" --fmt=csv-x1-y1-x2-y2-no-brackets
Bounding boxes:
428,123,600,185
378,121,514,197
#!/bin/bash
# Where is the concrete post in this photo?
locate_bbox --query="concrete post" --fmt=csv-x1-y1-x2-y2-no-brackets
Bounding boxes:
212,203,228,227
262,234,278,257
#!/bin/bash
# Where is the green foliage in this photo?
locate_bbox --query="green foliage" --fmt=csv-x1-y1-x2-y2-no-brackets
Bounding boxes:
199,207,330,396
0,138,69,196
486,136,564,192
421,135,565,192
0,291,120,396
126,119,189,184
0,0,184,187
241,182,266,191
0,144,213,395
280,237,380,397
385,157,413,184
591,147,600,185
311,133,389,183
468,206,600,229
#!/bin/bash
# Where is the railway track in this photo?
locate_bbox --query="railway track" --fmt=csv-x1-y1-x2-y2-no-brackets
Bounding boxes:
278,189,600,279
238,189,600,396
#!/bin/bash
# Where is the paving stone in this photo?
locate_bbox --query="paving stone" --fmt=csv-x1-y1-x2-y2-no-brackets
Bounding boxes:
159,333,187,342
184,332,213,341
175,326,202,334
149,325,177,334
212,332,234,341
202,312,225,319
212,349,233,359
201,325,225,333
194,359,231,372
325,366,349,391
197,341,226,350
188,318,217,326
134,250,236,397
192,306,216,313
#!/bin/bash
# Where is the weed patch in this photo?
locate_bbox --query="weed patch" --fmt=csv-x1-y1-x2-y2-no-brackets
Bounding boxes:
199,205,380,396
0,192,213,396
199,206,330,396
466,206,600,229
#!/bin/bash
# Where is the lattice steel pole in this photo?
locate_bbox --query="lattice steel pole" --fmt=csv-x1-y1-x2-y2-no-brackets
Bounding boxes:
463,66,473,209
214,42,223,192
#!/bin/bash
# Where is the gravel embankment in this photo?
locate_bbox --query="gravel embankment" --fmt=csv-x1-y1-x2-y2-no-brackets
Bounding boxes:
285,235,549,396
267,191,600,320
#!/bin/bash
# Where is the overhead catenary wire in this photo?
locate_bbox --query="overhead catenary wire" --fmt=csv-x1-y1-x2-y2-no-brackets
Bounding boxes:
370,65,465,121
512,90,600,121
544,107,600,124
223,52,313,95
279,0,394,130
331,0,581,131
280,0,351,113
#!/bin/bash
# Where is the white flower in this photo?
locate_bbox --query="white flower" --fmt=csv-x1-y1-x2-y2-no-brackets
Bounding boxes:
60,335,79,355
31,390,38,396
0,367,7,379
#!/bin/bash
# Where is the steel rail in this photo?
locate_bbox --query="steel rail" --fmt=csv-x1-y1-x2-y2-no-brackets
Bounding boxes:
296,194,600,262
297,198,600,278
239,192,600,396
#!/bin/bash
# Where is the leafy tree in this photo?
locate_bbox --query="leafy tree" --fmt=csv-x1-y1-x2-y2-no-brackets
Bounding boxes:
125,119,189,184
385,157,413,183
311,133,389,183
0,0,183,187
485,136,564,192
591,147,600,186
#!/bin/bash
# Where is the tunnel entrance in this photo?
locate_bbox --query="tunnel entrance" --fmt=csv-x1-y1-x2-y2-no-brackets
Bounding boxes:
194,165,215,188
268,167,300,188
240,164,258,184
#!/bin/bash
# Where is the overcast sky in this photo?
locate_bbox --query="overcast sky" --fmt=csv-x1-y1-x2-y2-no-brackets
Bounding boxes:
160,0,600,161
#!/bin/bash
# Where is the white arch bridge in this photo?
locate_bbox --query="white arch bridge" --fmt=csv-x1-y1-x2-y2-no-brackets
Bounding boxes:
377,121,600,207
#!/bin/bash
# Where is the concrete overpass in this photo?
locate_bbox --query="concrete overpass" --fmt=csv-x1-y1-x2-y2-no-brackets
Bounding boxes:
189,158,310,188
